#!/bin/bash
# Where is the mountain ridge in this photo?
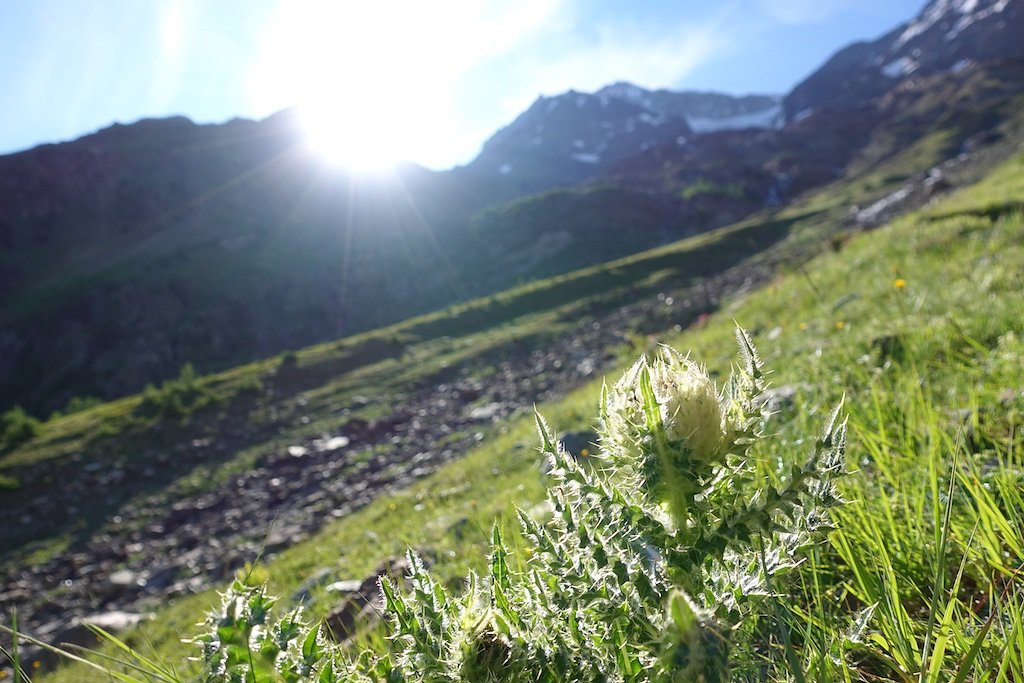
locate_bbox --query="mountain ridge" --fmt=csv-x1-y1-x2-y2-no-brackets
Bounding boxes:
2,0,1024,416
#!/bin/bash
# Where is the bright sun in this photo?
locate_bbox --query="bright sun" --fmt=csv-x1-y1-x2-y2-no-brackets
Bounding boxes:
252,1,471,172
297,99,402,172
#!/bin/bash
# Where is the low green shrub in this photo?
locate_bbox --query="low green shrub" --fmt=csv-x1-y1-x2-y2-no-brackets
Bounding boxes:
680,179,747,202
0,406,41,451
63,395,103,415
136,363,218,420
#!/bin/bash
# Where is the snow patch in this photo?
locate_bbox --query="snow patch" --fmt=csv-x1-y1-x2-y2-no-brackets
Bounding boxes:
571,152,600,164
600,82,647,103
947,0,1010,39
898,0,1007,47
572,139,586,149
897,0,955,46
498,163,512,175
951,58,973,73
855,186,913,225
793,108,815,123
881,57,918,78
638,111,666,126
686,104,784,133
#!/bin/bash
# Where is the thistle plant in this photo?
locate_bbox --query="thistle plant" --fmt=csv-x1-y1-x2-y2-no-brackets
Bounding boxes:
194,326,847,681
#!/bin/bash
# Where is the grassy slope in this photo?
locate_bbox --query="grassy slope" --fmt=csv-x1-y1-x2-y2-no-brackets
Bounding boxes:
20,141,1024,679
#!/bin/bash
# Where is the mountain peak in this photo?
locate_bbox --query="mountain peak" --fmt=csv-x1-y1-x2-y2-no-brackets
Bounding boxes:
897,0,1013,48
785,0,1022,119
467,83,784,189
595,82,652,104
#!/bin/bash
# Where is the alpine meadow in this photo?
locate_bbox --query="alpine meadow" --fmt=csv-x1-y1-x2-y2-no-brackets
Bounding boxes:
2,1,1024,681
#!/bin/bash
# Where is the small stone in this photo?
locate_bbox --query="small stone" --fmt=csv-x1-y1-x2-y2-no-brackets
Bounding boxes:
323,555,431,643
325,579,364,593
469,402,503,421
755,384,807,413
83,611,146,631
316,436,350,452
109,569,140,587
291,567,336,604
264,524,303,552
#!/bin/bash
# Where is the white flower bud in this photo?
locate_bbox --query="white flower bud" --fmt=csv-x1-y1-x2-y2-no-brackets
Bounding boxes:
649,349,727,462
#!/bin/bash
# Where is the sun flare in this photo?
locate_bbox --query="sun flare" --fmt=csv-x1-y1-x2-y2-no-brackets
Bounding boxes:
297,101,401,171
252,1,480,171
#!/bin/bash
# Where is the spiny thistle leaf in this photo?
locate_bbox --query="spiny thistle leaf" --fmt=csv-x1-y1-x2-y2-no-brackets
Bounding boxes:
734,324,764,384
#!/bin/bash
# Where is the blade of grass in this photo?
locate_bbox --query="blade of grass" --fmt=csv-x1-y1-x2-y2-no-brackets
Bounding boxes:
919,447,959,679
0,623,149,683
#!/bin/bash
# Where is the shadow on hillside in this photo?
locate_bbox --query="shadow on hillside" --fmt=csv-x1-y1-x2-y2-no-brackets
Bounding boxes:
405,209,816,344
0,206,810,570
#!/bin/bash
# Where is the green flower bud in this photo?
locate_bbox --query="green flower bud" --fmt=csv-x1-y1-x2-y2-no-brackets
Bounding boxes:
660,589,730,682
456,604,520,681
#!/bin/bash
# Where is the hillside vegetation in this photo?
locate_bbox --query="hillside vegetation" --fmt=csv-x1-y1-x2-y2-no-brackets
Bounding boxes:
10,147,1023,681
4,51,1021,418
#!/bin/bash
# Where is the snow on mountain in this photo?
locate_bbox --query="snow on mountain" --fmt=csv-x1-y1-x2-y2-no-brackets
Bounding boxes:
881,57,919,78
685,104,785,133
785,0,1023,119
896,0,1011,46
593,82,782,125
468,84,783,189
597,82,656,109
466,89,692,187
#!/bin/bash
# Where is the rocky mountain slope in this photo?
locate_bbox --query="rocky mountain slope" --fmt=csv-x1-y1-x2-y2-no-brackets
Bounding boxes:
595,83,783,133
785,0,1023,119
1,0,1023,417
463,85,782,190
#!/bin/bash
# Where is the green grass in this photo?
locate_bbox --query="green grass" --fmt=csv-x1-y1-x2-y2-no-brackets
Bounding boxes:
11,151,1024,679
680,177,748,201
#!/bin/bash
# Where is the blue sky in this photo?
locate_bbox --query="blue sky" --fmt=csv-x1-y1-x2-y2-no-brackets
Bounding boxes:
1,0,923,169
